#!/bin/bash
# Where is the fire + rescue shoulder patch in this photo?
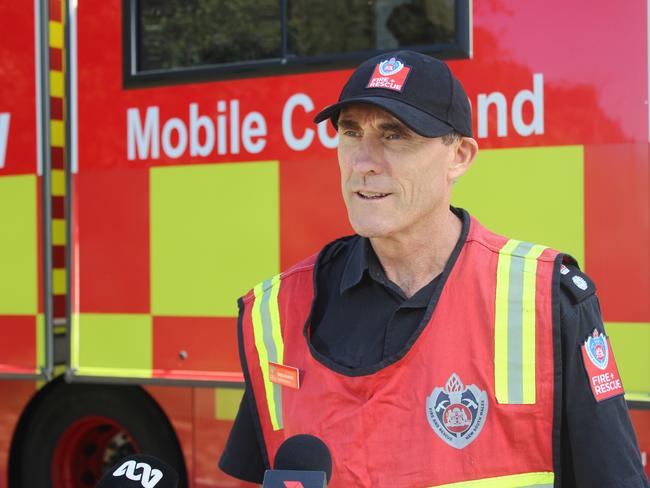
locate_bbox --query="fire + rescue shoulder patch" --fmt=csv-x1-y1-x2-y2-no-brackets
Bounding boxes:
366,57,411,92
426,373,488,449
581,328,624,402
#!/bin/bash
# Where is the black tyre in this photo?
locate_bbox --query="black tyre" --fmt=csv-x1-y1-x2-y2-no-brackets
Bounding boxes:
10,380,187,488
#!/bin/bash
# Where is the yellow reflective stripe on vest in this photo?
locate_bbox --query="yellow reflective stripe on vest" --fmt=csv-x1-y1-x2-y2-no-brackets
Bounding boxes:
429,471,554,487
251,275,284,430
495,240,547,404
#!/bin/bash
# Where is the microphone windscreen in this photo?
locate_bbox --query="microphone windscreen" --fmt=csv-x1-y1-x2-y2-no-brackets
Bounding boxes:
96,454,179,488
273,434,332,483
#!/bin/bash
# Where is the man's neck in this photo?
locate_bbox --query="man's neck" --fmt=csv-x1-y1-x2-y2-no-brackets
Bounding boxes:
369,209,463,298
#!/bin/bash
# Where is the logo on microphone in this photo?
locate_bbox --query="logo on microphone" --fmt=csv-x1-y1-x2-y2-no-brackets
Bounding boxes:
283,482,305,488
113,460,164,488
426,373,488,449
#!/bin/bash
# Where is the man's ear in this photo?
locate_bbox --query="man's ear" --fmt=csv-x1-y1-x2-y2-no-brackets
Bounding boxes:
449,137,478,181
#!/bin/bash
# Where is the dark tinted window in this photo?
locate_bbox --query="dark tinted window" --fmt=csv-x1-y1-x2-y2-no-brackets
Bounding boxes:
138,0,282,71
288,0,455,57
126,0,468,85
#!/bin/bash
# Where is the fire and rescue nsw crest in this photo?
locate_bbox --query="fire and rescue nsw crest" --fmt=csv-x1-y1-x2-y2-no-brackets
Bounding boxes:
585,328,609,370
426,373,488,449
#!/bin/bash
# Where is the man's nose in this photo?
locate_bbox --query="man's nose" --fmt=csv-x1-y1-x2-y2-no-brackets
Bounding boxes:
350,137,383,174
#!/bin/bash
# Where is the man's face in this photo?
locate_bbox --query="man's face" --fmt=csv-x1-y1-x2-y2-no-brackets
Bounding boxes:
337,105,461,240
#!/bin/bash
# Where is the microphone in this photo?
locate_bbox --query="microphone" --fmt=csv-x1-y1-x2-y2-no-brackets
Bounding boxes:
262,434,332,488
95,454,179,488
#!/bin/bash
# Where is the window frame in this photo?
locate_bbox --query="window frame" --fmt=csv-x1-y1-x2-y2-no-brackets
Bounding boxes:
122,0,472,89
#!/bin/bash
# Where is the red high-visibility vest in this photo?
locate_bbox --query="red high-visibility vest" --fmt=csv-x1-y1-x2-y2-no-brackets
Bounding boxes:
239,216,560,488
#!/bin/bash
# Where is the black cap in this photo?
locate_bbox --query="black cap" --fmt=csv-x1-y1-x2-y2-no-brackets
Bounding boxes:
313,50,472,137
96,454,179,488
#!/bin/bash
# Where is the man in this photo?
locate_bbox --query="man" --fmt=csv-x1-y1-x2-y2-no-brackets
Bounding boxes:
220,51,648,487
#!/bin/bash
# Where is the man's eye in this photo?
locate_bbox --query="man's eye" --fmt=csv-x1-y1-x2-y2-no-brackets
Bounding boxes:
342,129,360,137
385,133,402,140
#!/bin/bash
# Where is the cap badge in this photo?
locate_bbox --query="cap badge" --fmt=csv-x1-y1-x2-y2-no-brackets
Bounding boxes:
426,373,488,449
379,57,404,75
367,57,411,92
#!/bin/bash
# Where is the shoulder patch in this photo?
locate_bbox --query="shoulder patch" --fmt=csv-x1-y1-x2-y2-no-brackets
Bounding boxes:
559,256,596,304
581,328,624,402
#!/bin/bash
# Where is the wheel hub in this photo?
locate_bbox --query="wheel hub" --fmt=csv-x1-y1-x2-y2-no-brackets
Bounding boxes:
51,416,139,487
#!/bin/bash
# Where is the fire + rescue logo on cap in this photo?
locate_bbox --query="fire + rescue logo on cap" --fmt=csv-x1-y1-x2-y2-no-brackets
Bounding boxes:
378,57,405,75
426,373,488,449
366,57,411,92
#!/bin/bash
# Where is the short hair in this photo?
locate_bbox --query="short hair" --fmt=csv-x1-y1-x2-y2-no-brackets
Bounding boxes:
441,130,462,146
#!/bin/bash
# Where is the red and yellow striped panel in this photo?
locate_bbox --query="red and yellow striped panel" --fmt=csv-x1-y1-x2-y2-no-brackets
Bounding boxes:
50,0,66,328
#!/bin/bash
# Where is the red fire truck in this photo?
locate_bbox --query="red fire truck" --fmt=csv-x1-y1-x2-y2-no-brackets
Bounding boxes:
0,0,648,486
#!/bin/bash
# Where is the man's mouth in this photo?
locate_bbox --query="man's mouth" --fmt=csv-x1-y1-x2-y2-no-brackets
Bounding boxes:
355,191,390,200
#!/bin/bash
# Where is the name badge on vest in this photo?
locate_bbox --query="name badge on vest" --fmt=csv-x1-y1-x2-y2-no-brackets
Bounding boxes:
581,328,624,402
269,362,301,389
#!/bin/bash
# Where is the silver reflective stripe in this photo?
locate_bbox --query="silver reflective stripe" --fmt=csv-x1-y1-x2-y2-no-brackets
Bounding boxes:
259,278,283,428
507,241,535,403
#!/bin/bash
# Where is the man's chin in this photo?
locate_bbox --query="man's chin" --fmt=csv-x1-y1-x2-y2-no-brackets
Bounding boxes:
349,222,394,239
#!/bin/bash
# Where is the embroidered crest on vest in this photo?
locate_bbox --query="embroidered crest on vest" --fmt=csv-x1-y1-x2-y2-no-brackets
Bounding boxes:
426,373,488,449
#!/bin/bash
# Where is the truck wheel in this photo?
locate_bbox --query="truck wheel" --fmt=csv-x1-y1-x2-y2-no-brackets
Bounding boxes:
11,381,187,488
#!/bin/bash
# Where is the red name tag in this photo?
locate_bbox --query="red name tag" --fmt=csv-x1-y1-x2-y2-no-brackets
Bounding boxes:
269,362,300,389
581,330,624,402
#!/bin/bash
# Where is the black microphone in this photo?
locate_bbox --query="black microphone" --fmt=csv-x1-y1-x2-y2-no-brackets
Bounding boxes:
262,434,332,488
95,454,179,488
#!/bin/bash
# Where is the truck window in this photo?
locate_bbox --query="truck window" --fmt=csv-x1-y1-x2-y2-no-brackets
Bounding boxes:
288,0,456,57
125,0,470,86
137,0,282,70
